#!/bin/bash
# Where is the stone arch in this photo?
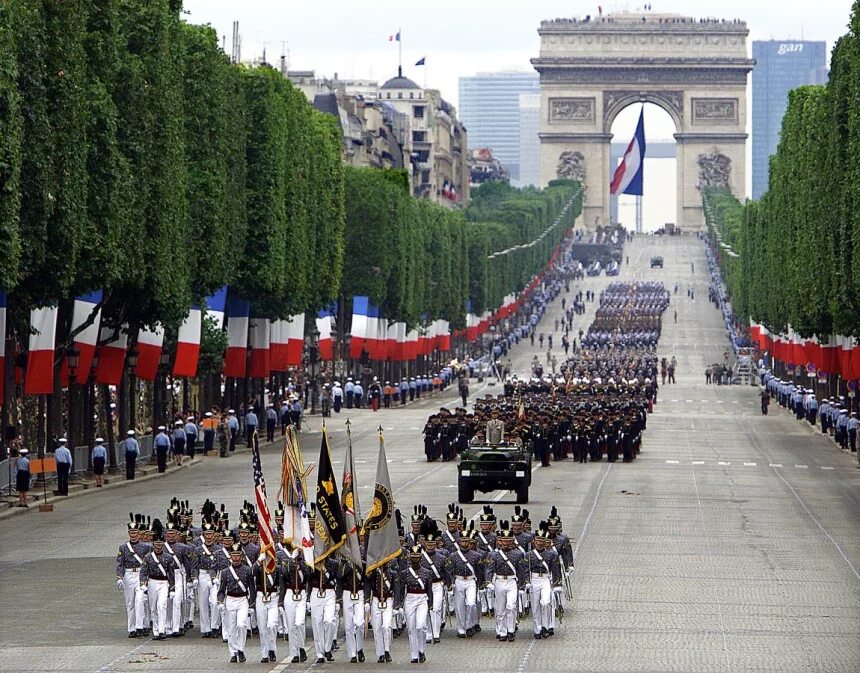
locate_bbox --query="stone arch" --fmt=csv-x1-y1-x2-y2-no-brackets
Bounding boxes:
602,90,683,135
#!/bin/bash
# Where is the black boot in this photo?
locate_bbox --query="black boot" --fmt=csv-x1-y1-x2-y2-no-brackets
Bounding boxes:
358,650,365,662
300,648,307,662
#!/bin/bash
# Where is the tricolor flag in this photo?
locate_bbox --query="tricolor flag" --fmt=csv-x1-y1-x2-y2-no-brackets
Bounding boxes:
95,324,128,386
0,291,5,401
60,290,103,387
340,424,364,567
248,317,271,379
610,106,646,196
350,296,370,359
415,56,425,66
285,314,305,366
270,320,289,372
173,304,201,377
135,325,164,381
280,426,314,567
388,30,400,42
205,286,228,330
316,304,336,361
25,305,59,395
224,297,250,378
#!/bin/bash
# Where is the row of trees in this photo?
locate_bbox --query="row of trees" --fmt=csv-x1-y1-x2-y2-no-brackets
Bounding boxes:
0,1,583,451
704,3,860,339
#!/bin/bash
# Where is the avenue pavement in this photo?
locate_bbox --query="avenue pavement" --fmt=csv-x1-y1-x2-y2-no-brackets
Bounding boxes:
0,235,858,673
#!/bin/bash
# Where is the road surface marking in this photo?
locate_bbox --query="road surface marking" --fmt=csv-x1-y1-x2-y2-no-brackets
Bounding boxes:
743,462,757,466
692,460,705,465
795,464,808,469
666,459,680,464
821,466,835,470
717,461,731,466
770,463,782,467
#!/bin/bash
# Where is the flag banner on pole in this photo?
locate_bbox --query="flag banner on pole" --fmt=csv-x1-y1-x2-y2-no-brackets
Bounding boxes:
60,290,103,386
316,304,336,361
313,428,346,566
248,317,271,379
252,431,277,574
285,314,305,366
173,304,201,377
224,297,250,377
279,426,314,567
415,56,425,66
24,305,58,395
135,324,164,381
350,296,369,359
364,428,401,573
270,320,288,372
340,421,363,566
205,285,228,330
610,106,646,196
95,324,128,386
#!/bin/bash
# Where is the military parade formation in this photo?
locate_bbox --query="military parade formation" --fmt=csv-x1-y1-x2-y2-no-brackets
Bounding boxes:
423,281,667,464
116,497,574,665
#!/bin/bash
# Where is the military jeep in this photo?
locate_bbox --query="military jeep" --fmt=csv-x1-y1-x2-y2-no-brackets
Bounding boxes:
457,437,532,504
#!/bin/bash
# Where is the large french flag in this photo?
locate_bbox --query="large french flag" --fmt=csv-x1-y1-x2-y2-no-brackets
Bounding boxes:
435,319,451,352
205,285,228,330
135,325,164,381
224,297,250,378
285,314,305,366
24,305,59,395
95,324,128,386
404,328,419,361
59,291,103,387
316,304,336,361
366,302,384,359
610,106,646,196
248,317,271,379
0,291,5,401
173,304,201,377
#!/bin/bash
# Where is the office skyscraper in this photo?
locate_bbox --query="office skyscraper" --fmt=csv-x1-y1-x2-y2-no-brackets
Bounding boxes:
752,40,827,199
458,72,540,184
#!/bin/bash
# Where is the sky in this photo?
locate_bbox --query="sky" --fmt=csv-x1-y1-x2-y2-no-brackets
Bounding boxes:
183,0,854,231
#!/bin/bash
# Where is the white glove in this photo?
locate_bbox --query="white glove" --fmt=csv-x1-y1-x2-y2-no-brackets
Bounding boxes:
169,591,175,598
117,578,124,591
279,607,286,620
218,603,225,613
192,579,199,589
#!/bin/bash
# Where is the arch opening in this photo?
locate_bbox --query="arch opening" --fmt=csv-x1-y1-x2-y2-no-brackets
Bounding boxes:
609,102,677,234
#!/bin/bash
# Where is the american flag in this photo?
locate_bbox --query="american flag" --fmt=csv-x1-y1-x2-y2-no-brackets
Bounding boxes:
252,432,277,574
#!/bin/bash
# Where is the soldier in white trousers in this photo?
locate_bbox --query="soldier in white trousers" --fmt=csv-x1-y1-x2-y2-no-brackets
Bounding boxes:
195,523,223,638
529,523,561,639
309,559,338,663
487,521,526,641
444,531,484,637
138,523,177,640
217,544,256,663
254,561,281,663
115,516,151,637
340,562,367,662
367,562,398,663
277,543,308,663
402,546,434,663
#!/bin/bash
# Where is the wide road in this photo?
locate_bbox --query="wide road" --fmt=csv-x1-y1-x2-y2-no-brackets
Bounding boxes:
1,234,858,673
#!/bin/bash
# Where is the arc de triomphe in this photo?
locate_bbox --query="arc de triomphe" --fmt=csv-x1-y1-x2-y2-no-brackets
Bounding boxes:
532,13,754,231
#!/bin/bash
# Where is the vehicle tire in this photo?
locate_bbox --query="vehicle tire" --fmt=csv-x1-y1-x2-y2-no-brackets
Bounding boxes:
458,482,474,503
515,484,529,504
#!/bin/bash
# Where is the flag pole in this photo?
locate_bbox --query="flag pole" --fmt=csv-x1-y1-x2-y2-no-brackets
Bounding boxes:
398,27,402,75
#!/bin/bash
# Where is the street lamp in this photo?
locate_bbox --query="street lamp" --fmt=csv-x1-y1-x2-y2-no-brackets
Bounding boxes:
66,346,80,448
308,329,320,414
126,346,139,435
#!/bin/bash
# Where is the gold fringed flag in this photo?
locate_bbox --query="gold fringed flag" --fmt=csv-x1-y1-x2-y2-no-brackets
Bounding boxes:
278,426,314,567
313,428,346,566
364,426,401,573
340,420,364,566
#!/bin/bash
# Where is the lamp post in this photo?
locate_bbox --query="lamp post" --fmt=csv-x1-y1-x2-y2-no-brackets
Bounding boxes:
157,349,171,426
65,346,80,450
126,346,139,435
309,329,320,414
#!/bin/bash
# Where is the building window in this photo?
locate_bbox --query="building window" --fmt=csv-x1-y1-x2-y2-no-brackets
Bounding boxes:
409,92,414,99
386,92,390,99
413,105,425,119
412,130,426,142
398,92,403,99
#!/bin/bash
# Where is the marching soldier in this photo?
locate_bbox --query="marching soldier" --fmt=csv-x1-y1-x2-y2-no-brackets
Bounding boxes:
445,526,483,638
419,522,448,644
139,520,176,641
475,507,497,616
548,507,574,570
529,522,561,639
277,538,309,663
116,514,151,637
164,519,197,637
487,521,525,642
340,559,367,663
308,556,339,663
253,559,282,663
367,559,399,663
217,543,256,663
195,521,223,639
402,545,434,663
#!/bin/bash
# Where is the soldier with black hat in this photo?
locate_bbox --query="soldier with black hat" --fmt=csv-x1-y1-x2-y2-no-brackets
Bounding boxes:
139,519,176,640
529,521,561,639
487,521,525,642
277,537,309,664
217,543,256,663
116,514,151,637
402,545,433,663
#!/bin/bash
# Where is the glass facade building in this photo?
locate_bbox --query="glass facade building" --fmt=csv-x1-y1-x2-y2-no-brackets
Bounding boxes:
751,40,827,199
458,72,540,183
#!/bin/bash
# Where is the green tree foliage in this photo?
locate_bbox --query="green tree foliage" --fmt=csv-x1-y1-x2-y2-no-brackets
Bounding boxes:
0,2,22,292
703,2,860,339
